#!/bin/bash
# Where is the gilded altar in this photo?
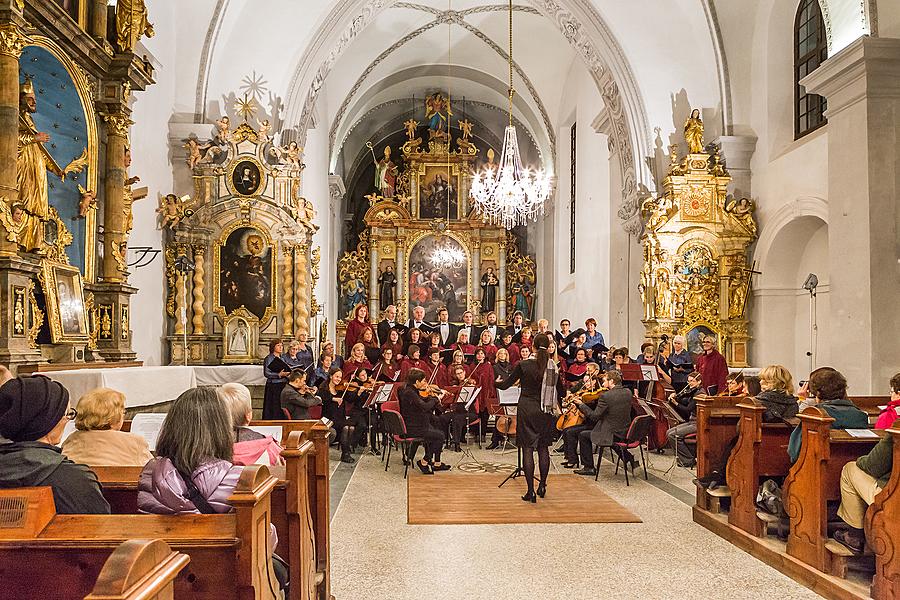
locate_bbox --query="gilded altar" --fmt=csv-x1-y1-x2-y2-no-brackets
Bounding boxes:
336,92,536,346
639,111,758,366
163,105,319,365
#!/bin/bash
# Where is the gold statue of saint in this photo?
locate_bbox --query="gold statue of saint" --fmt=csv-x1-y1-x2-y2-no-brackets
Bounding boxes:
116,0,155,53
684,109,704,154
17,77,64,252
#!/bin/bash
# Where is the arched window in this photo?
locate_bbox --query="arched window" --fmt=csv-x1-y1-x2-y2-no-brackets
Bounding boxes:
795,0,828,138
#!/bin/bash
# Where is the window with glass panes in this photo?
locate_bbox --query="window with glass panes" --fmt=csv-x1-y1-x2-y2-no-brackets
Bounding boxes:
795,0,828,138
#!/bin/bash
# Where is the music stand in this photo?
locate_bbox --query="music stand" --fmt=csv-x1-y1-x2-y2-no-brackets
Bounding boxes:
454,386,485,468
497,387,534,489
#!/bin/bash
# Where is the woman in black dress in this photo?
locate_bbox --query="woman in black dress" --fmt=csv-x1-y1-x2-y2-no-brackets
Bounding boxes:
262,339,289,419
495,333,563,502
318,367,355,464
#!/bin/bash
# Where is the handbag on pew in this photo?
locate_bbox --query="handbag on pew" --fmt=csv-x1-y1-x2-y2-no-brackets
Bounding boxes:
755,479,786,517
175,468,291,595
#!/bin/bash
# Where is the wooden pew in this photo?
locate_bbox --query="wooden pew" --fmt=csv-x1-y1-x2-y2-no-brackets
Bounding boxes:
695,395,745,511
94,431,319,600
726,401,794,536
0,466,278,600
85,539,190,600
783,407,884,574
867,423,900,600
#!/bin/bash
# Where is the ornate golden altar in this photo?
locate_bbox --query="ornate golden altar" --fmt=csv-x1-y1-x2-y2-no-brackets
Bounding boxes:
639,112,758,366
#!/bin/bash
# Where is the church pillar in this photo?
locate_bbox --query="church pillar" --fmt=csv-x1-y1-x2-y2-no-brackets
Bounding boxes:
395,235,405,319
90,0,107,42
802,37,900,393
0,20,27,255
471,240,480,316
498,239,507,322
369,240,379,319
713,135,757,199
101,111,132,284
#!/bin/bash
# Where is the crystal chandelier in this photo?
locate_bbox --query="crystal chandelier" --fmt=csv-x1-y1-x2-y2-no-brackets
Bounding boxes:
470,0,551,229
430,242,465,270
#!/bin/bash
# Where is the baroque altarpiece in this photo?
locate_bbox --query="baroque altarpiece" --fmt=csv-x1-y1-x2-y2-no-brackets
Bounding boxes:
162,105,319,364
639,112,758,366
0,0,155,372
337,93,536,348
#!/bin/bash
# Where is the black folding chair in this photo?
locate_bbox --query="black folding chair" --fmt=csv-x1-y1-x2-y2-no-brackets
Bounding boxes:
595,414,653,486
381,409,424,479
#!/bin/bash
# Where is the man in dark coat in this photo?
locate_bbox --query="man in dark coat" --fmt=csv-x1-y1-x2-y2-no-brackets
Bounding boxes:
574,370,634,476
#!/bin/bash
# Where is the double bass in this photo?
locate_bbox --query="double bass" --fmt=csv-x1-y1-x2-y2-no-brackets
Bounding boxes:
644,335,672,451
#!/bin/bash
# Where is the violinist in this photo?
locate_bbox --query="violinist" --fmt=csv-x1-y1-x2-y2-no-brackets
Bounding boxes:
574,370,635,477
344,368,376,452
560,368,603,469
719,371,746,396
399,344,428,379
398,368,451,474
666,371,704,468
475,329,498,363
280,370,321,420
342,343,373,378
318,367,355,464
381,328,404,360
376,347,399,383
443,364,476,450
424,346,449,387
486,347,514,450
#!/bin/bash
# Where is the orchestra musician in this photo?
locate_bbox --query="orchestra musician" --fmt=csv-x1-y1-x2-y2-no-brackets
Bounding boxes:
318,367,355,464
666,371,704,468
444,364,476,450
560,367,603,468
343,368,377,453
280,370,322,420
574,370,635,477
495,334,563,503
344,304,374,357
486,347,514,450
398,368,451,474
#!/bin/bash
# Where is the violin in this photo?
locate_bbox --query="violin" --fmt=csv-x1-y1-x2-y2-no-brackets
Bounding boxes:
336,380,375,393
556,379,605,431
418,383,444,399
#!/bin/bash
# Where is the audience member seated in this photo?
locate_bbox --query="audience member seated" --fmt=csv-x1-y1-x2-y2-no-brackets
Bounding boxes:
0,375,109,514
757,365,799,422
666,371,704,468
787,368,868,462
832,428,894,553
60,388,152,467
218,382,283,466
138,387,288,591
279,371,322,420
874,372,900,429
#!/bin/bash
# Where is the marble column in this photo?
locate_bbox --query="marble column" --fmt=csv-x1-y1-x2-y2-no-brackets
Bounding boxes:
498,240,507,322
369,241,379,319
471,241,481,316
102,111,132,283
802,37,900,393
713,135,758,199
0,22,27,255
395,237,405,317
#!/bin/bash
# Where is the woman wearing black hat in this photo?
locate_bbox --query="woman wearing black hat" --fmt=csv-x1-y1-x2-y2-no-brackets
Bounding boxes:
0,375,110,514
495,333,563,502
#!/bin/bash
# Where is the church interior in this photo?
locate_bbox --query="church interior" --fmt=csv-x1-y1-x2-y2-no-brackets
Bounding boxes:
0,1,899,599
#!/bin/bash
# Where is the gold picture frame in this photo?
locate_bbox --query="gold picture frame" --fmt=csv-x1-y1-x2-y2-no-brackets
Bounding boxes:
416,162,461,220
226,156,266,198
40,260,89,343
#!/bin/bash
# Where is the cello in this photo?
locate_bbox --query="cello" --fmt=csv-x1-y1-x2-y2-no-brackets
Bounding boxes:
643,335,673,451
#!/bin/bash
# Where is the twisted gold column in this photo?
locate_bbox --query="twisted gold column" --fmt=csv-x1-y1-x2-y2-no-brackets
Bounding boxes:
0,23,27,254
295,245,310,336
282,245,294,337
191,246,205,334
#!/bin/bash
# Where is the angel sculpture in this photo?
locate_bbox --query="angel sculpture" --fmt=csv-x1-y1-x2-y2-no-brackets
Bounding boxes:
76,185,97,217
184,137,220,170
271,141,303,169
214,116,230,145
257,118,271,142
156,193,191,229
404,119,418,140
724,197,757,236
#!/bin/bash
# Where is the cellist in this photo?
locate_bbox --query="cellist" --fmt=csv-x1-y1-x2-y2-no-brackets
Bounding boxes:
560,366,603,469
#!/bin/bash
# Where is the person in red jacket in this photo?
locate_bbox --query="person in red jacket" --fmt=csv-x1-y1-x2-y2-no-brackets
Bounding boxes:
695,336,728,395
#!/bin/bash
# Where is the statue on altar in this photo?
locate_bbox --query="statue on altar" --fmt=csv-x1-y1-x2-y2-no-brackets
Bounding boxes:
378,264,396,308
684,109,704,154
480,267,498,313
116,0,155,53
425,92,452,139
511,274,533,320
373,146,398,198
17,77,65,252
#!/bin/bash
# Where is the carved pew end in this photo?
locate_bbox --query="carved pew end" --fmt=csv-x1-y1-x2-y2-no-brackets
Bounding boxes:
86,539,190,600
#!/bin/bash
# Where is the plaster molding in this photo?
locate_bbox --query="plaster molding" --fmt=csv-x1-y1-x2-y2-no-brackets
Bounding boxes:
194,0,229,122
700,0,733,135
752,196,829,274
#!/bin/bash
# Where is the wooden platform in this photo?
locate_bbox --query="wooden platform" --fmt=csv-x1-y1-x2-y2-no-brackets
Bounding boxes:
693,506,873,600
407,473,642,525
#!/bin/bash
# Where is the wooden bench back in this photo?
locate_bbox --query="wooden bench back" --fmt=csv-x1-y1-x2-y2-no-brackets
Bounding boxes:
783,407,884,571
867,422,900,600
0,466,279,600
85,539,190,600
695,395,746,481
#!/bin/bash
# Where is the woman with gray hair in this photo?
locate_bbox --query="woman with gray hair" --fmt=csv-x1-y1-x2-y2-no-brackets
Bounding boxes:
217,382,282,466
666,335,694,392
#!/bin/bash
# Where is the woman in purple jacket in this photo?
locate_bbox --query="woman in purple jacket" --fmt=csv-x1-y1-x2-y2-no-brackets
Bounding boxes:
137,387,288,592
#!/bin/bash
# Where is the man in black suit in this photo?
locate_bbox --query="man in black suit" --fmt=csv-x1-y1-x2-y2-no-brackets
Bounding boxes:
574,369,634,476
377,304,398,346
480,311,501,344
457,310,476,344
405,305,430,339
508,310,525,337
434,307,457,347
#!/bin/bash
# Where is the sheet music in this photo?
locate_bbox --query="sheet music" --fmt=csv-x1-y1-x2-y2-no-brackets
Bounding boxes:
846,429,880,439
247,425,283,440
457,386,480,410
498,387,520,405
374,384,394,403
131,413,168,451
639,365,659,381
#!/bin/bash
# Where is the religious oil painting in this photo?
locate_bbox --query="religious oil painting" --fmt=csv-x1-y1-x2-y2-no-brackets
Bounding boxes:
232,159,262,196
408,235,468,322
686,324,718,355
42,260,89,343
418,165,458,220
218,226,274,320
